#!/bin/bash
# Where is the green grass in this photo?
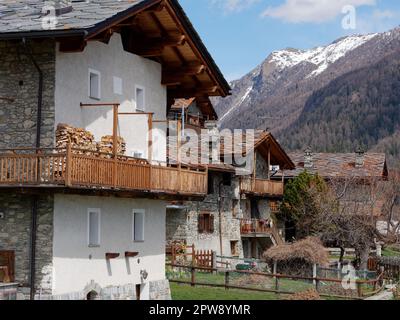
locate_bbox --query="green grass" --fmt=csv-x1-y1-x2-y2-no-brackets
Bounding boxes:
170,282,279,300
382,246,400,257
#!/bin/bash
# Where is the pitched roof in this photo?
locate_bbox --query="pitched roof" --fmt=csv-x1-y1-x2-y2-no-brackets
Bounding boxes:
281,152,388,179
0,0,146,33
0,0,231,97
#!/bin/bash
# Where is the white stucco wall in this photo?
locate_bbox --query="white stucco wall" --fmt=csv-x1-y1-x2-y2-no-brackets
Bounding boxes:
52,194,166,298
55,34,167,162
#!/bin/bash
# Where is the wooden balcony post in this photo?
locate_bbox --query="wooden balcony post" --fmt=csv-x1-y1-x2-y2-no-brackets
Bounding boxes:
148,113,153,164
112,104,119,188
65,143,72,187
267,146,271,180
177,120,182,191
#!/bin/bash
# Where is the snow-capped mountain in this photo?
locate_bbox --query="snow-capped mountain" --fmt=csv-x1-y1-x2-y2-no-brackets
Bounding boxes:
215,27,400,133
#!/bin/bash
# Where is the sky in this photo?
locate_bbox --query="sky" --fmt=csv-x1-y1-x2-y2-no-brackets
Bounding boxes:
179,0,400,81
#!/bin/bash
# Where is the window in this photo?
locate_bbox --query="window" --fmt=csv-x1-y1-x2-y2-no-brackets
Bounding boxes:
113,76,122,95
230,241,239,257
88,69,101,100
135,86,145,111
222,172,232,186
88,209,101,247
133,210,145,242
232,199,239,218
207,174,214,195
132,150,144,159
198,212,214,234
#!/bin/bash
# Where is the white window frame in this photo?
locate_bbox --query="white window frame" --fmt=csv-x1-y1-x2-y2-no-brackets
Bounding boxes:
88,68,101,100
87,208,101,247
132,209,145,242
135,85,145,112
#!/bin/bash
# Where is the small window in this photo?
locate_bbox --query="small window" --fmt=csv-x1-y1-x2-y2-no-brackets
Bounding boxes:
88,69,101,100
207,174,214,195
113,76,123,95
135,86,145,111
198,212,214,234
132,150,144,159
88,209,101,247
133,210,145,242
222,172,232,186
230,241,239,257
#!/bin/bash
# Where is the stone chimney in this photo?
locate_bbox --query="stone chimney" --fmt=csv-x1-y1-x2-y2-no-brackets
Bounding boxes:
355,147,365,168
43,1,73,16
304,147,313,168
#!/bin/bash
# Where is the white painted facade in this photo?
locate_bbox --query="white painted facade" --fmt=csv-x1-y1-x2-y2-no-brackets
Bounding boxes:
53,194,166,299
50,34,171,299
55,34,167,162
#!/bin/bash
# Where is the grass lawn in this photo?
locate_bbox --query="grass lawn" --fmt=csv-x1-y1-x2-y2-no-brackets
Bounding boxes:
170,282,280,300
382,246,400,257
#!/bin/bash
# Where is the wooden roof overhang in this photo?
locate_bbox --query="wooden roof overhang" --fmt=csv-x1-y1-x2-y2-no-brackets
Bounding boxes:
53,0,230,107
255,133,295,170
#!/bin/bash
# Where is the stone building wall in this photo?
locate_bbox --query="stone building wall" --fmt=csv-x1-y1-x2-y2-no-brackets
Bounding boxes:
0,193,54,296
256,151,269,179
0,40,56,148
166,172,244,257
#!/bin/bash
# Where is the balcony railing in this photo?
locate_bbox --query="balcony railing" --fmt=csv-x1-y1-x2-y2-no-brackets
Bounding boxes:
240,177,284,196
240,219,284,245
240,219,272,235
0,147,207,196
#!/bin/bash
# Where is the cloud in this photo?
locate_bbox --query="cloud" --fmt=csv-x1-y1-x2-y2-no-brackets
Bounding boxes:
261,0,376,23
210,0,260,13
355,9,399,33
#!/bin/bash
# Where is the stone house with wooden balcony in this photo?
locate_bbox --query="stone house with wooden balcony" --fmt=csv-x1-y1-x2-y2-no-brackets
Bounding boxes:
0,0,230,300
275,150,388,241
166,129,295,261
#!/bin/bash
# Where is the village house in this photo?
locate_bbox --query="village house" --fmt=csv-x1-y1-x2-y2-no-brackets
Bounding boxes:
0,0,230,300
276,150,388,241
166,124,295,261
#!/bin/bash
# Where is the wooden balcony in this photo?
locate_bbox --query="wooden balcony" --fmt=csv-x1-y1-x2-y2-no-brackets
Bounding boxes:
240,219,284,245
240,177,284,197
0,147,207,197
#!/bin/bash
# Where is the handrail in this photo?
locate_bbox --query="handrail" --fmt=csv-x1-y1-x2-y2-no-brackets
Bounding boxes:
0,147,207,195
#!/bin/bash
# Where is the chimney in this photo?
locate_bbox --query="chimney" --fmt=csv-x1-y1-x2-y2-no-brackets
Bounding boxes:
43,1,73,16
355,147,365,168
204,121,220,164
304,147,313,168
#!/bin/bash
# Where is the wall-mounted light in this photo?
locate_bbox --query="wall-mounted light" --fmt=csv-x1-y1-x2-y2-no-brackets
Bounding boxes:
140,269,148,281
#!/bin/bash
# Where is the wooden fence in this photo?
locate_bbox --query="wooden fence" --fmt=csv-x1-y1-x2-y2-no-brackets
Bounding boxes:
167,263,384,300
369,257,400,280
168,244,215,269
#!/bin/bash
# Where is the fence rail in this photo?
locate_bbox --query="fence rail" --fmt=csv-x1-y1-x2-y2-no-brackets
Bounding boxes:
240,177,284,196
166,263,384,299
0,147,207,196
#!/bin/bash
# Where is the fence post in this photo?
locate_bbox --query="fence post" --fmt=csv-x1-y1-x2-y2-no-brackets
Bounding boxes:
313,264,317,285
357,281,362,298
212,251,217,273
191,266,195,287
225,271,230,290
315,279,320,292
65,143,72,187
275,276,280,293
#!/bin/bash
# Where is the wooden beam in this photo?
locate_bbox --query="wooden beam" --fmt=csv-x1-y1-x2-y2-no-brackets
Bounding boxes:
59,37,87,52
162,64,205,85
168,86,218,99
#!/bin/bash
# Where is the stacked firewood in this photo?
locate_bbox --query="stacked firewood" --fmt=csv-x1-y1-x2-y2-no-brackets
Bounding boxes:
98,135,126,156
56,123,97,152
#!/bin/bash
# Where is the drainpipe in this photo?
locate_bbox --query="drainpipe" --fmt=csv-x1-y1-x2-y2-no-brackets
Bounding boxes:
218,180,224,257
23,38,44,300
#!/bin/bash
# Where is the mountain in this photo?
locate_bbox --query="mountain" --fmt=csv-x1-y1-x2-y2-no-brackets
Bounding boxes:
215,27,400,167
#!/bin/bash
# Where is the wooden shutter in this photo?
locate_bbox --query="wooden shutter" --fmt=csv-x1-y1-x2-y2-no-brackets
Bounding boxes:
198,214,205,233
209,214,214,233
0,251,15,282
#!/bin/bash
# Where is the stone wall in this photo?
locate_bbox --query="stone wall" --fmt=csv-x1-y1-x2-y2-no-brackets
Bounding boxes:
0,40,55,148
166,172,243,257
0,193,54,296
256,151,269,179
149,279,171,300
